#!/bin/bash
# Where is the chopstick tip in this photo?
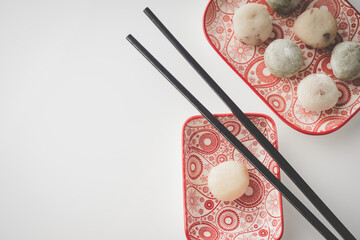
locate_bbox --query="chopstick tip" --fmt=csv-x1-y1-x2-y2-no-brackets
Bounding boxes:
126,34,134,41
143,7,152,14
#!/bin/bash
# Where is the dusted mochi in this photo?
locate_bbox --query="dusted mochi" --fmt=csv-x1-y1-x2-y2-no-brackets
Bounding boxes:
331,41,360,81
266,0,301,16
208,161,249,201
264,39,303,77
297,74,341,111
294,8,337,48
233,3,273,46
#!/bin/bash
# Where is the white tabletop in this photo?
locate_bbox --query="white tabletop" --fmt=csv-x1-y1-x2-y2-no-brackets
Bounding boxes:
0,0,359,239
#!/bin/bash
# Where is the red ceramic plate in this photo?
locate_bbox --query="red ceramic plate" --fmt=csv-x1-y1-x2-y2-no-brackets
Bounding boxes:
203,0,360,135
183,114,283,240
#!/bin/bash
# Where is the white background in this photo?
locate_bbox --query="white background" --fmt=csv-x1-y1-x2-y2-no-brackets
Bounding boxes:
0,0,359,239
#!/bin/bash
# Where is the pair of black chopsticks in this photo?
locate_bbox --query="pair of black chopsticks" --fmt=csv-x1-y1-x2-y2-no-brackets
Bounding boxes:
126,7,356,240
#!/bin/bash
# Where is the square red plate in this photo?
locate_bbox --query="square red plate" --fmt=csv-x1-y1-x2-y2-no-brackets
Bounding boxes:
203,0,360,135
182,114,283,240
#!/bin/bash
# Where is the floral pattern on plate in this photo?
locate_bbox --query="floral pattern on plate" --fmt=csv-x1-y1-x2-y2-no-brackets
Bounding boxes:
183,114,283,240
203,0,360,135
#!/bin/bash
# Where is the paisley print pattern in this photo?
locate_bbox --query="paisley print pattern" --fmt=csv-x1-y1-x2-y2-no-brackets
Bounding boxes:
204,0,360,135
183,114,283,240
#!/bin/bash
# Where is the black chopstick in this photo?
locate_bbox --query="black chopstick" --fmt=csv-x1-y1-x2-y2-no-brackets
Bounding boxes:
126,34,338,239
143,7,355,240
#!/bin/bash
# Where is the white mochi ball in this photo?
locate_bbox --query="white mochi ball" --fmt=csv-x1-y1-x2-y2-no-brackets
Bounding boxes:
208,161,249,201
294,8,338,49
233,3,273,46
297,74,341,111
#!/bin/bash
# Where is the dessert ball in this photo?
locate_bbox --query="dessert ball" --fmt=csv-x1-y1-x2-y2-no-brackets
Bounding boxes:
266,0,301,16
297,74,340,111
294,8,337,48
208,161,249,201
331,41,360,81
234,3,273,46
264,39,303,77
